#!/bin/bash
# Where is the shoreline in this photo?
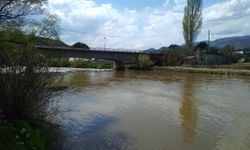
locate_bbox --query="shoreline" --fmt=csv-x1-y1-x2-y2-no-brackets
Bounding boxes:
49,67,114,73
48,66,250,77
153,66,250,76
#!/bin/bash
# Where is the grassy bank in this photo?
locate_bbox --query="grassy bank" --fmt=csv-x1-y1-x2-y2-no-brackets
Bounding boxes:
197,63,250,70
154,66,250,76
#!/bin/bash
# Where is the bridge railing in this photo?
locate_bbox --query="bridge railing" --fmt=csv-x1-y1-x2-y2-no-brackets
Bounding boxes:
36,45,142,53
36,45,163,54
90,47,142,53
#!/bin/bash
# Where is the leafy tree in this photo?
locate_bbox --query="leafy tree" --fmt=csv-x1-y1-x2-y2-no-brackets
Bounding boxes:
183,0,203,49
219,45,235,56
207,47,218,54
244,48,250,52
137,54,152,69
169,44,181,50
159,47,169,53
164,45,185,66
196,42,208,50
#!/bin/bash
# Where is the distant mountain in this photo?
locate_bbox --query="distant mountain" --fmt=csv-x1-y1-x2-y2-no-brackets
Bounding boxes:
210,35,250,49
143,48,158,53
143,47,169,53
36,37,69,47
144,35,250,52
36,38,91,50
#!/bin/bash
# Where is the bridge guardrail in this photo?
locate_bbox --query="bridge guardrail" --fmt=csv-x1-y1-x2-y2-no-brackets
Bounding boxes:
36,46,142,53
36,45,163,54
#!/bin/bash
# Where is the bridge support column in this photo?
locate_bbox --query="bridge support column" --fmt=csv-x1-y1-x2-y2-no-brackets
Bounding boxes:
114,61,125,71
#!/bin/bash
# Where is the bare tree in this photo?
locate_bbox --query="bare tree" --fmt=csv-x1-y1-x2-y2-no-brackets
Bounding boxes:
183,0,203,50
29,14,61,39
0,0,46,26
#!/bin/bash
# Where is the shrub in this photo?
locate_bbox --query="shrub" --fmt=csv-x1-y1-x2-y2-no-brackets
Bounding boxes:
70,59,83,68
137,54,152,69
48,58,70,67
0,120,48,150
0,27,60,121
162,45,186,66
0,27,63,149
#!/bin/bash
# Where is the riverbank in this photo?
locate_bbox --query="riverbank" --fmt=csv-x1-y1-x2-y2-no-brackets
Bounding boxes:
198,63,250,70
154,66,250,76
49,67,114,73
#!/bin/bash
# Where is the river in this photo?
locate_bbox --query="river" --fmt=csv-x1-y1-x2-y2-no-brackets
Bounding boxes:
56,70,250,150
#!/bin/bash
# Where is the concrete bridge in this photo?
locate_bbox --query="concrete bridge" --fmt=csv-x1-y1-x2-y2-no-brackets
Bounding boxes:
37,46,163,70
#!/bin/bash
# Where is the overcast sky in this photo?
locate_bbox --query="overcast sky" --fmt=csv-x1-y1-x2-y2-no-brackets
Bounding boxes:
48,0,250,50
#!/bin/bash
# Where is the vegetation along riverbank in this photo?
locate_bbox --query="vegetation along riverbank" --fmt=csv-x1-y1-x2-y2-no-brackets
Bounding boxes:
0,1,63,149
154,66,250,76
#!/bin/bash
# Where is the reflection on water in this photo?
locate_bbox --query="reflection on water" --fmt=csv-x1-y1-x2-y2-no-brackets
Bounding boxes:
179,76,198,143
57,70,250,150
63,115,132,150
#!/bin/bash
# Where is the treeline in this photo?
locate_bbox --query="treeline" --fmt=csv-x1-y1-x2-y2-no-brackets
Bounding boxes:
47,58,112,69
159,42,250,66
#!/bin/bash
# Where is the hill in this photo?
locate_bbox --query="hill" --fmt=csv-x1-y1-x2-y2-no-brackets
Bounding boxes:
143,48,159,53
71,42,90,49
210,35,250,49
144,35,250,53
36,37,69,47
36,38,90,50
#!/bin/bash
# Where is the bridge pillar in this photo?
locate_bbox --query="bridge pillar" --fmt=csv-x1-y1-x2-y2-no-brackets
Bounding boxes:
114,61,125,71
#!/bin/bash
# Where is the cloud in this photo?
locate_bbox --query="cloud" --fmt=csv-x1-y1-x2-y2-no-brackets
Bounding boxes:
48,0,184,49
201,0,250,40
48,0,250,49
163,0,171,7
173,0,186,11
204,0,250,21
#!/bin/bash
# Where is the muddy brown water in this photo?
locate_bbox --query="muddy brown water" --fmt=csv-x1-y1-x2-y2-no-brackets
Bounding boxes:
56,70,250,150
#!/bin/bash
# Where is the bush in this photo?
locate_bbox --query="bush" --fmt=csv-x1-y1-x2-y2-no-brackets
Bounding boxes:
162,45,186,66
70,59,83,68
70,60,112,69
0,27,63,149
137,54,152,69
0,120,48,150
0,27,60,121
48,58,70,67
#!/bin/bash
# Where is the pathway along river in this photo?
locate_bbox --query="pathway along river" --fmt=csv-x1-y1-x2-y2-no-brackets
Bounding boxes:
56,70,250,150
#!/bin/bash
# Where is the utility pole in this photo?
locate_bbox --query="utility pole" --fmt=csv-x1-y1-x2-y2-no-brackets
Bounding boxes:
208,29,211,48
104,37,106,50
